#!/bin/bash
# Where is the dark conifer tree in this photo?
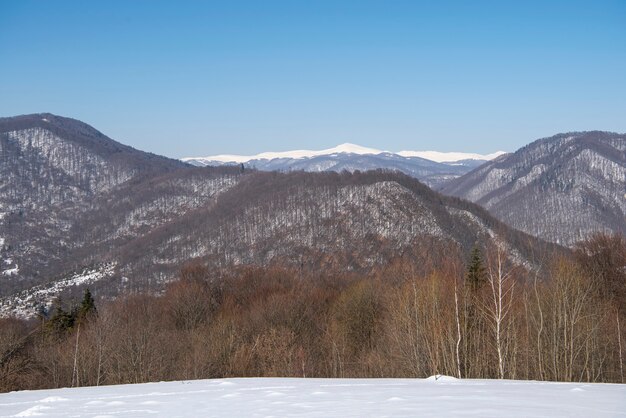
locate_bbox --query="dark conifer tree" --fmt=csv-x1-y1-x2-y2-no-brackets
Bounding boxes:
47,298,75,333
466,246,487,292
463,245,488,377
77,288,97,321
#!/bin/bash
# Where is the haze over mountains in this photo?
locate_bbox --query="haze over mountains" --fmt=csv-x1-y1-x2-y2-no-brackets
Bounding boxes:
0,114,544,317
184,144,506,188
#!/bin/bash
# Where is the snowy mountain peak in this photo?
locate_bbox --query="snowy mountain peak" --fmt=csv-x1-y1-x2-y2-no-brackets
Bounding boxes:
182,143,505,165
181,143,508,188
329,143,384,155
182,143,384,164
397,150,507,163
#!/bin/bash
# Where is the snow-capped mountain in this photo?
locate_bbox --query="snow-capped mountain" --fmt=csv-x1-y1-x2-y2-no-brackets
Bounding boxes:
440,131,626,246
187,143,385,163
182,144,506,188
0,114,544,317
397,150,507,163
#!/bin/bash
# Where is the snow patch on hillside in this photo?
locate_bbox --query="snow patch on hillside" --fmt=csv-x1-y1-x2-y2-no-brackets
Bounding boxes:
0,264,116,318
2,264,18,276
111,176,240,240
5,128,135,192
447,208,529,268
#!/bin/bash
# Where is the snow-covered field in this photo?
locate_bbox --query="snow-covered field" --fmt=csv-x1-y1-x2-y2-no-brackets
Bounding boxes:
1,377,624,417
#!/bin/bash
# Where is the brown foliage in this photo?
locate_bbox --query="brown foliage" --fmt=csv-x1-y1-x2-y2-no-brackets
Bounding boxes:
575,233,626,314
1,240,625,392
0,318,40,391
165,264,222,330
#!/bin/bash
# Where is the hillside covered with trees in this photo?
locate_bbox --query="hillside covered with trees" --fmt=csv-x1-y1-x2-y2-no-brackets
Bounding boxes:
1,233,624,391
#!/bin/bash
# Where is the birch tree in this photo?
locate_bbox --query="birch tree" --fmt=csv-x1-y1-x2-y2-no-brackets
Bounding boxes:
485,245,516,379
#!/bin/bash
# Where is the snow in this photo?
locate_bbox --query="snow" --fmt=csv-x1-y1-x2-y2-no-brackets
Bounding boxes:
6,128,135,193
1,265,18,276
397,150,507,163
182,143,384,164
182,143,506,165
0,377,623,417
443,132,626,246
0,264,115,318
425,374,459,381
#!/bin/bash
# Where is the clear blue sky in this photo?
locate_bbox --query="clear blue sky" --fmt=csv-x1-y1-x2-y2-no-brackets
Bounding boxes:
1,1,625,158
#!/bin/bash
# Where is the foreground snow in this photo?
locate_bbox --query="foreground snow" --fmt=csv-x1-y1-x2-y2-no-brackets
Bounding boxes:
1,377,624,417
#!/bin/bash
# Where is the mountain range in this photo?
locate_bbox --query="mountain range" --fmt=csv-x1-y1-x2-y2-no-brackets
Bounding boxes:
185,133,626,246
0,113,624,317
0,114,547,317
183,144,506,188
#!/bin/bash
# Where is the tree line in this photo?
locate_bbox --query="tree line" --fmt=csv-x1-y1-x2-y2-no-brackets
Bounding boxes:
0,233,624,392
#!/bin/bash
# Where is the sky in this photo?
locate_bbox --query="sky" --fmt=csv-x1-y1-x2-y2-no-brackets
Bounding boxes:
1,1,625,158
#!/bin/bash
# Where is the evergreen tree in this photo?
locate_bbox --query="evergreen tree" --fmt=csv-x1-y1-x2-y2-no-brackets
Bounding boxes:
466,246,487,292
44,290,97,334
77,288,97,321
462,245,488,377
47,298,75,333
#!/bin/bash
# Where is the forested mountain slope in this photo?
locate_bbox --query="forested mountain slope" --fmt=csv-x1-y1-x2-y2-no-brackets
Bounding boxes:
0,114,187,293
440,131,626,246
0,114,555,317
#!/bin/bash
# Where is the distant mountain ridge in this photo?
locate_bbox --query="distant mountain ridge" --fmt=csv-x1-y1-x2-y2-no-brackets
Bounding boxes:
183,143,505,164
182,143,506,187
440,131,626,246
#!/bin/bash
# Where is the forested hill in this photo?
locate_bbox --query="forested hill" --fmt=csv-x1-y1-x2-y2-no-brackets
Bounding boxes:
440,131,626,246
0,113,188,299
0,115,556,317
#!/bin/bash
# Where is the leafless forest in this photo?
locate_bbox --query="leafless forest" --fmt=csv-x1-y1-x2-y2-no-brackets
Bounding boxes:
1,233,624,392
